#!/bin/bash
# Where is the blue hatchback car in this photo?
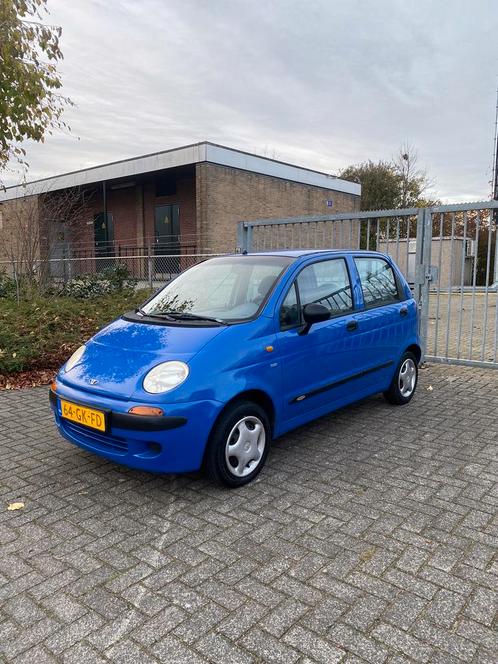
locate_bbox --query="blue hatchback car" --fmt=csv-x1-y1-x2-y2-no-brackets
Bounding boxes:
50,250,420,487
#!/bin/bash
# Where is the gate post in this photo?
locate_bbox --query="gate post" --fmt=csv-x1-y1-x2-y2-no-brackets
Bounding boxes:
236,222,247,253
414,208,432,361
236,221,253,253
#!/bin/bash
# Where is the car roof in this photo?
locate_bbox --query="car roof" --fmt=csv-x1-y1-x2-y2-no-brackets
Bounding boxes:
245,249,386,259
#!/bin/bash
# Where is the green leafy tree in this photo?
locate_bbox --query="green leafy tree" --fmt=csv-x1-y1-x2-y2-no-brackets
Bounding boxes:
340,144,437,210
340,160,401,211
0,0,72,176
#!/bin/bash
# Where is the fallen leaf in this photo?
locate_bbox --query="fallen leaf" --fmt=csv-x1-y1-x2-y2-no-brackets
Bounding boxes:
7,502,25,511
360,547,376,562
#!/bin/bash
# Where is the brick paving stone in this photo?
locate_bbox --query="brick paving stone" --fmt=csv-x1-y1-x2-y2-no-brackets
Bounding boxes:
240,627,300,663
13,645,58,664
283,624,345,663
371,622,433,663
1,365,498,662
424,588,467,628
216,601,265,640
329,622,389,663
62,642,108,664
263,597,309,637
106,638,160,663
412,617,478,660
196,632,254,664
463,587,498,627
342,594,387,631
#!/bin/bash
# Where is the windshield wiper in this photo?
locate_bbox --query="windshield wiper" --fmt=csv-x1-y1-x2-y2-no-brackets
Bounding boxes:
162,311,226,324
138,310,175,321
140,310,225,324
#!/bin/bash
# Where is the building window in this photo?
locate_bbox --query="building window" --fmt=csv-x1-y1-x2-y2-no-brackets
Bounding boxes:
94,212,114,254
155,173,177,197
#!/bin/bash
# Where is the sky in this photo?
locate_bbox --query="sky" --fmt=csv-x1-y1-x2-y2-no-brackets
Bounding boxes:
7,0,498,202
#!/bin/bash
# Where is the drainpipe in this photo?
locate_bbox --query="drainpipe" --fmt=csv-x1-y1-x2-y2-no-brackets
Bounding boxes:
102,180,108,251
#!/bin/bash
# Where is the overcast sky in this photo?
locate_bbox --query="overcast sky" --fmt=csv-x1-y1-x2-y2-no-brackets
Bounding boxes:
8,0,498,202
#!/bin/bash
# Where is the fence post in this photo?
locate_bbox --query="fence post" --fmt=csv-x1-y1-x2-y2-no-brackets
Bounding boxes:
147,245,153,289
414,207,432,362
493,222,498,286
236,222,247,252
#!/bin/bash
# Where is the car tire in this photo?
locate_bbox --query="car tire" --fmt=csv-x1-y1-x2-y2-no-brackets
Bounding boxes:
383,351,418,405
204,400,271,488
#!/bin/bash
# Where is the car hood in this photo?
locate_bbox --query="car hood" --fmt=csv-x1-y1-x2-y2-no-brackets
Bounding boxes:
60,316,226,399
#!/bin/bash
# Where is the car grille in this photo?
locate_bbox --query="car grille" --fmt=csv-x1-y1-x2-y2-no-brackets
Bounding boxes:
62,420,128,454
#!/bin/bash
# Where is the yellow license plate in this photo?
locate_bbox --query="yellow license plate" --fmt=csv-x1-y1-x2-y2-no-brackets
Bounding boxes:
60,399,106,432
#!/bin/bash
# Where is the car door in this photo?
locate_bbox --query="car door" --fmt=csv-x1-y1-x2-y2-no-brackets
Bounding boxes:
276,256,363,430
350,255,412,391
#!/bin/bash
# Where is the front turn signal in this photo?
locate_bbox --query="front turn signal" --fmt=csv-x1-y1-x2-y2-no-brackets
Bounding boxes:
128,406,164,417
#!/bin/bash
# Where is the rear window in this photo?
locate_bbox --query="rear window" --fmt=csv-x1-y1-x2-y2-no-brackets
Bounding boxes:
354,257,400,307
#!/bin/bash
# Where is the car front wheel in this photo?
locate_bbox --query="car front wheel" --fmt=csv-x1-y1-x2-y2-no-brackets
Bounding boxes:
204,400,271,487
383,351,418,405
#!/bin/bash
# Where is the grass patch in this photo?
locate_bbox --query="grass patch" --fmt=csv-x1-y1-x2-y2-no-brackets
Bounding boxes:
0,290,151,378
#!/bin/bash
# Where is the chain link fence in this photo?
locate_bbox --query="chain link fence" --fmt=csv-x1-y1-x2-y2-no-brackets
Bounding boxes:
0,252,224,291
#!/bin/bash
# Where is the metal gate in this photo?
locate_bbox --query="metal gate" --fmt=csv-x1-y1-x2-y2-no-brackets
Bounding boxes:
237,201,498,369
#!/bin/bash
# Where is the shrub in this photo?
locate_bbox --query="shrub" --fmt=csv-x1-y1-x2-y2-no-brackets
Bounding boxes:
56,264,135,299
0,271,17,299
0,289,151,376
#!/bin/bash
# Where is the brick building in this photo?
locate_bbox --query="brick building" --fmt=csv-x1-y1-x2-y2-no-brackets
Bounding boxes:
0,142,360,270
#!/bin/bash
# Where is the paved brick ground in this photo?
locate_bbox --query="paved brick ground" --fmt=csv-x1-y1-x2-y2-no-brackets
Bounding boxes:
1,364,497,663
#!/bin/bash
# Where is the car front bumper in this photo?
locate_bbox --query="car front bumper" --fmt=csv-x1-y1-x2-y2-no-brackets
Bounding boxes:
49,384,222,473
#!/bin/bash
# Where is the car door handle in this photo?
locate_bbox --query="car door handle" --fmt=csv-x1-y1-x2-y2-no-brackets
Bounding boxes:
400,306,408,317
346,320,358,332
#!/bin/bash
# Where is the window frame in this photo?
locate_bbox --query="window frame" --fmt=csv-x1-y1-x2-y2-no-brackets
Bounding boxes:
138,254,294,326
353,255,403,310
279,281,301,331
279,257,355,331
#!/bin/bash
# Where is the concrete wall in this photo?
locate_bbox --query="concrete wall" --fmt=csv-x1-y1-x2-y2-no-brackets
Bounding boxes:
196,162,360,253
379,237,474,287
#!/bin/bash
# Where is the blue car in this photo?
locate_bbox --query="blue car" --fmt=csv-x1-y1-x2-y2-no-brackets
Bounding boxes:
50,250,420,487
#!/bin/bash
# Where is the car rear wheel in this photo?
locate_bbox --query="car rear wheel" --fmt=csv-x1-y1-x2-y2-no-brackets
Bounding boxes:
383,351,418,405
204,400,271,487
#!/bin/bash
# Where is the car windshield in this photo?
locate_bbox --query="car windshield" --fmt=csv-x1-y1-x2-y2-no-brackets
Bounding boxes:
141,255,293,322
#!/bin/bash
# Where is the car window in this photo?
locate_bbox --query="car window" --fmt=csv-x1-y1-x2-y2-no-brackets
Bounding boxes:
142,255,292,322
296,259,353,315
246,264,283,303
354,257,400,307
280,283,300,329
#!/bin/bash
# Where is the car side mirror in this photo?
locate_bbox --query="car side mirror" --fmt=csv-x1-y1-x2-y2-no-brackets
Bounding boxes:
299,303,330,335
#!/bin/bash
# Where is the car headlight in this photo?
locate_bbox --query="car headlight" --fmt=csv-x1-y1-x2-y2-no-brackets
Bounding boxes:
65,345,86,372
143,361,189,394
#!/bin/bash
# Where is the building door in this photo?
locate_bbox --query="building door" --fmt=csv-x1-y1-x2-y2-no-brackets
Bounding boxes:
94,212,114,270
154,204,180,275
48,221,70,279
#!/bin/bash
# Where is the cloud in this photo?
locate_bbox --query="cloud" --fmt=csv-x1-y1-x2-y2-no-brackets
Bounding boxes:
6,0,498,202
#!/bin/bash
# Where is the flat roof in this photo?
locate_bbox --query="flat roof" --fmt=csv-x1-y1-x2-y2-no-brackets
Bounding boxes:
0,141,361,202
